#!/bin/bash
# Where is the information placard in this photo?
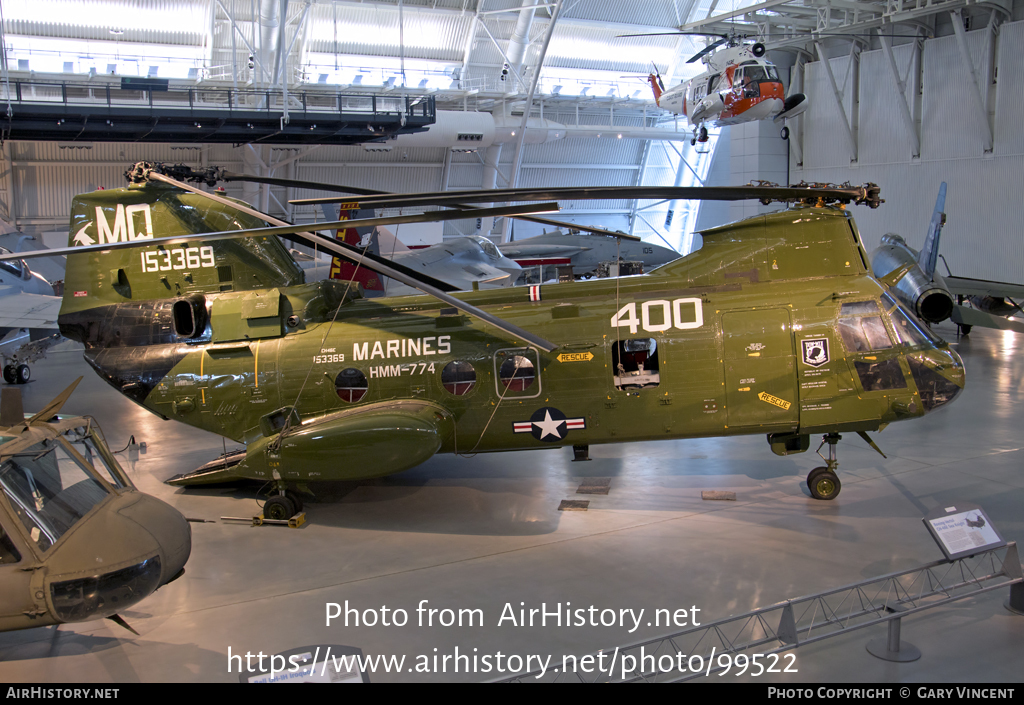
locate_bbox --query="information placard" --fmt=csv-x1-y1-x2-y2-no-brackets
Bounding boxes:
922,503,1005,561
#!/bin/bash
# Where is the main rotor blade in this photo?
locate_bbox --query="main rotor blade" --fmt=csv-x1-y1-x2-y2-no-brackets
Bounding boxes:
616,32,727,38
687,36,730,63
218,171,643,240
149,173,559,352
220,171,383,196
291,184,883,210
282,228,557,352
511,215,641,240
0,202,559,266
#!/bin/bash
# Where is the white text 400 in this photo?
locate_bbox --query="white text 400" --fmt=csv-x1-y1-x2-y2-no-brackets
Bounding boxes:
611,298,703,334
140,246,215,273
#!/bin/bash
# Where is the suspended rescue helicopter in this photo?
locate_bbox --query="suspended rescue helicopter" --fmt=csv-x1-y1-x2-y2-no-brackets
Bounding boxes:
2,168,965,517
619,32,808,144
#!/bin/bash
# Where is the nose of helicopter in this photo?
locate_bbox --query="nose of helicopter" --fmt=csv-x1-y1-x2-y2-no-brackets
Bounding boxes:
45,492,191,624
908,346,965,413
116,492,192,583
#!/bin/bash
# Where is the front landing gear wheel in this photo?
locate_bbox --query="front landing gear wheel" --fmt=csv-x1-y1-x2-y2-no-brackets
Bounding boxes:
284,490,304,514
264,495,295,520
780,126,790,140
806,466,828,490
809,470,841,500
698,126,709,142
15,365,30,384
2,365,14,384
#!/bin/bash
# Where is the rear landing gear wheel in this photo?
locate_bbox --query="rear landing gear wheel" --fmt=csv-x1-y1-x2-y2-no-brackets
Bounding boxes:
2,366,14,384
15,365,30,384
808,470,841,500
959,324,972,336
264,495,295,520
780,126,790,140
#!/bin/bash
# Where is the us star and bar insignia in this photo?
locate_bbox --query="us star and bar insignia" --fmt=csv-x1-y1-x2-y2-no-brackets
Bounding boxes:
513,407,585,442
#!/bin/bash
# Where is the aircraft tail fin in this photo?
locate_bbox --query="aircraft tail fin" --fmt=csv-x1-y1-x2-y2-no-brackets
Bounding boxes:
647,73,663,106
917,182,946,279
26,376,82,426
58,182,304,341
324,205,384,292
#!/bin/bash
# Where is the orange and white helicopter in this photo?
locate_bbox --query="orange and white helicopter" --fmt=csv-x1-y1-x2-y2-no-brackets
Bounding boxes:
625,33,808,145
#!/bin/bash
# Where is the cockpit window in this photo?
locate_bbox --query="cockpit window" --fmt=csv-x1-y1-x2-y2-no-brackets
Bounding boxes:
841,301,879,316
883,294,943,347
469,235,500,259
837,300,894,353
0,438,110,552
735,64,778,83
0,524,21,564
63,426,129,489
0,246,25,278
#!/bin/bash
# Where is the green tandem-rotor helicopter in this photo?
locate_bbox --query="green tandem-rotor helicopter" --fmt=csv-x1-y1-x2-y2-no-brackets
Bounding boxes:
1,165,965,519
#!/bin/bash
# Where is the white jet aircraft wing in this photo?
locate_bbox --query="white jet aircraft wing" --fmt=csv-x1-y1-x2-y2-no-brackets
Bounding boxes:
0,288,62,330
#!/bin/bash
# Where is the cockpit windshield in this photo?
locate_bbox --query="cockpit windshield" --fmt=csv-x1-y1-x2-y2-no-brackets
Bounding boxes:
0,246,25,278
735,62,779,83
469,235,500,259
882,292,943,347
837,300,894,352
0,424,130,553
0,440,109,552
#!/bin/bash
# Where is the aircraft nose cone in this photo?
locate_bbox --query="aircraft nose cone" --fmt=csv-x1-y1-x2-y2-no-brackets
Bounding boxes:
908,348,965,413
117,493,192,584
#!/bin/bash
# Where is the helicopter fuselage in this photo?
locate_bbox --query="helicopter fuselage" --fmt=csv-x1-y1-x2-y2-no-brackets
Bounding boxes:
56,200,964,488
651,45,805,136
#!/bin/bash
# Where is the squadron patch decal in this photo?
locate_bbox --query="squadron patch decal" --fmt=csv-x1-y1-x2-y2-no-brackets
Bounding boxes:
513,407,585,442
802,338,829,367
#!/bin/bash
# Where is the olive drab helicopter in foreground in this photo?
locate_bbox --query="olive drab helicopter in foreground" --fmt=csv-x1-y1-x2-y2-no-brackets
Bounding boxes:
619,32,808,144
2,168,966,518
0,379,190,632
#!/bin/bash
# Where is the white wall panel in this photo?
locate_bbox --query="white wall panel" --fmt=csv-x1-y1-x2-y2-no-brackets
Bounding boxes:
792,160,1024,285
994,21,1024,154
801,54,856,168
921,30,989,159
857,42,918,165
793,21,1024,286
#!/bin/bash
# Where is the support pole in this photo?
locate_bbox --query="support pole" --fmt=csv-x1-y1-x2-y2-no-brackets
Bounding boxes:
866,606,921,662
502,0,564,242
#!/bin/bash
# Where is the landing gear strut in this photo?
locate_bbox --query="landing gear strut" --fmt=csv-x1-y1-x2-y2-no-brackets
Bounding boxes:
807,433,842,500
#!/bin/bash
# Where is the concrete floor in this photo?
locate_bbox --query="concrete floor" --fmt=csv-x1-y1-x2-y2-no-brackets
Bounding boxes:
2,323,1022,683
